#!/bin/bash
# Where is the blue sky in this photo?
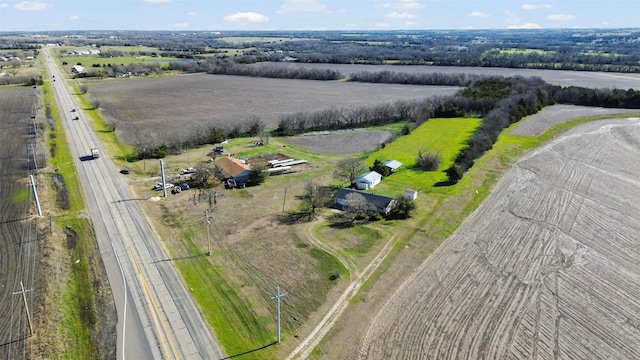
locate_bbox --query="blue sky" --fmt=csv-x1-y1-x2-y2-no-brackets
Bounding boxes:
0,0,638,32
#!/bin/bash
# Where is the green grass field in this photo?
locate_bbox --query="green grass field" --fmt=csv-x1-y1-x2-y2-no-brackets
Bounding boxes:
56,47,178,68
365,117,481,195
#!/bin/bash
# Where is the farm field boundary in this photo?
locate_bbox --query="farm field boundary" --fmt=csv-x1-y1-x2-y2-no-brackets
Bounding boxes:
359,115,640,358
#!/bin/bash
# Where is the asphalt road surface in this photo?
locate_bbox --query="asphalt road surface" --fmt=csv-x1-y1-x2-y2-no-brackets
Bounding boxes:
43,47,223,360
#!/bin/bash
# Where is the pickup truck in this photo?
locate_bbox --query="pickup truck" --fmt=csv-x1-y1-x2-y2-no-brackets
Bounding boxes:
90,148,100,158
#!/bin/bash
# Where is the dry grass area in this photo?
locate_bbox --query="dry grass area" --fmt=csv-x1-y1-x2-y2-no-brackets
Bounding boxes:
285,129,392,154
85,74,459,146
358,118,640,359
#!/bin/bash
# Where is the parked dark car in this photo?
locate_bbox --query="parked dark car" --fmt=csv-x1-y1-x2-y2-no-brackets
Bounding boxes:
120,168,130,175
178,183,189,190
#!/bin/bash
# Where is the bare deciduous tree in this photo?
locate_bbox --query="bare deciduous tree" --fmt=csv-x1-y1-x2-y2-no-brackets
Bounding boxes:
301,181,331,216
333,157,366,187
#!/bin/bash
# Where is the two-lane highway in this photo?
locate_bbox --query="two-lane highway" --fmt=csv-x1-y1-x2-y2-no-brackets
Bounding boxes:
43,47,223,359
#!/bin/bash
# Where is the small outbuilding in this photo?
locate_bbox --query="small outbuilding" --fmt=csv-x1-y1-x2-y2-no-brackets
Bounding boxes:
404,189,418,200
355,171,382,190
383,159,403,173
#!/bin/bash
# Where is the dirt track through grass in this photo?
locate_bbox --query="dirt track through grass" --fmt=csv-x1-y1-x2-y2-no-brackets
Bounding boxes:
359,118,640,359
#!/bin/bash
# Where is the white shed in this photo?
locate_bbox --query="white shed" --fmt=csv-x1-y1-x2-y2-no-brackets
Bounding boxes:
356,171,382,190
404,189,418,200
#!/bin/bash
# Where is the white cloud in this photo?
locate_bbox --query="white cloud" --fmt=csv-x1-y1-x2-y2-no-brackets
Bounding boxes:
468,11,490,18
546,14,574,21
521,4,552,10
223,12,269,23
278,0,328,13
14,1,49,10
173,22,189,28
507,22,541,29
69,15,79,20
188,12,197,17
0,3,8,8
377,0,425,10
386,12,416,19
144,0,171,3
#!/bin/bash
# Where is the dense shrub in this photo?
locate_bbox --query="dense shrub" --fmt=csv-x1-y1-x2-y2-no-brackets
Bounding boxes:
415,150,441,171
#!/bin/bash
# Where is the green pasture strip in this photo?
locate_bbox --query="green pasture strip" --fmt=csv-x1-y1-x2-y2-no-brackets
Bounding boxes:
58,219,100,359
43,80,100,358
71,85,135,163
365,117,481,195
170,232,274,357
99,45,161,52
12,187,29,203
67,54,178,67
317,222,381,256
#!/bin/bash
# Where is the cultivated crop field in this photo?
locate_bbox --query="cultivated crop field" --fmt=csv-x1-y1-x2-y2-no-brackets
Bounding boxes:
84,74,460,146
511,104,640,136
0,87,38,358
359,118,640,359
250,62,640,90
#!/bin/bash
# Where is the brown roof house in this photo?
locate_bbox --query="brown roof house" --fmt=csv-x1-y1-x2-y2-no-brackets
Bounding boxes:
215,157,252,184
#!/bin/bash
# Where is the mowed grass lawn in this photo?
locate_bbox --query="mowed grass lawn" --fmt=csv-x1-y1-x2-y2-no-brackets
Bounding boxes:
366,117,481,195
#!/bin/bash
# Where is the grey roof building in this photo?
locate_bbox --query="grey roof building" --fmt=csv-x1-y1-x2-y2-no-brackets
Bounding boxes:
333,188,395,215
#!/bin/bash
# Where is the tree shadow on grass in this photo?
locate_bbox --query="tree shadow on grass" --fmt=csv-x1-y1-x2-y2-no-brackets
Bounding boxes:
220,341,278,359
434,180,456,187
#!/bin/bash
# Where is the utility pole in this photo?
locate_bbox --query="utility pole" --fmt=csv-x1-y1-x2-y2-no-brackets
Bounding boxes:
14,281,34,336
29,175,42,216
282,188,287,212
271,287,287,343
203,210,212,256
160,159,167,197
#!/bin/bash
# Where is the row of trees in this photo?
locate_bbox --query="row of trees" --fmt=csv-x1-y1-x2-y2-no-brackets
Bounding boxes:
209,63,342,81
128,116,266,161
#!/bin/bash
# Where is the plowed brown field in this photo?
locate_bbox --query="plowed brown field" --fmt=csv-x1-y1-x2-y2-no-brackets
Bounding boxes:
0,87,39,358
86,74,459,146
359,118,640,359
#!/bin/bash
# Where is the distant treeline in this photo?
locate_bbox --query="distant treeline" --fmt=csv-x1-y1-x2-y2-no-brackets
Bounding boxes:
208,63,342,80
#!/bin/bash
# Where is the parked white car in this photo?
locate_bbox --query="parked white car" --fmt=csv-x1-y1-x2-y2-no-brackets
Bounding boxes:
180,167,196,175
152,182,175,190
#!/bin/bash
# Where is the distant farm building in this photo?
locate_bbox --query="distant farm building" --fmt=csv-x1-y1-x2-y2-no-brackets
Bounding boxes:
333,188,396,215
71,65,85,74
215,157,252,183
383,159,403,173
356,171,382,190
